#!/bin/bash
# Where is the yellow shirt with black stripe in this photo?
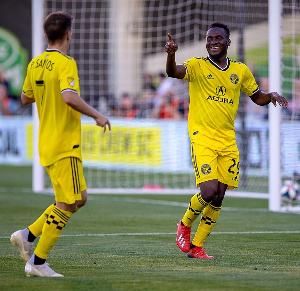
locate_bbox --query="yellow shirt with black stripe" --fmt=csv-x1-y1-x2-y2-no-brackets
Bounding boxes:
22,49,82,166
183,57,259,150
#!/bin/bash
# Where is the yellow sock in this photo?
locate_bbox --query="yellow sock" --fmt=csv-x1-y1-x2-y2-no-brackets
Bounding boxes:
34,206,72,260
192,203,221,247
28,204,55,238
182,193,209,227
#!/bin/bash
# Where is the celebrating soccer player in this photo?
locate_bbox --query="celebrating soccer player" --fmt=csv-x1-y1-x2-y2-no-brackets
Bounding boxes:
10,11,111,277
165,22,288,259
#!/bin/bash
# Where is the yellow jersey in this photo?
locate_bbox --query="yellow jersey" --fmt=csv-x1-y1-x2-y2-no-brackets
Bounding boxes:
22,49,82,166
183,57,258,150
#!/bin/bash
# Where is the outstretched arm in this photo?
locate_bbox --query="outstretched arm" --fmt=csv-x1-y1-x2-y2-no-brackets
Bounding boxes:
62,91,111,132
250,89,288,108
165,33,186,79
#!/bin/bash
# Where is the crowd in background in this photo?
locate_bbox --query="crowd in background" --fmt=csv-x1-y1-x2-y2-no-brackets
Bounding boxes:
1,65,300,121
103,72,190,120
0,66,18,116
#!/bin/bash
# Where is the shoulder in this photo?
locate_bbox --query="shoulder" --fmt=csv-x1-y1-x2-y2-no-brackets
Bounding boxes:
183,57,208,66
57,52,75,64
56,53,77,70
228,58,249,69
62,54,75,61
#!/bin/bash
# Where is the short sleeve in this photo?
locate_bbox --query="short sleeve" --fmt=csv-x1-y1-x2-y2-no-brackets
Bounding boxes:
59,58,80,96
241,65,259,96
22,61,34,98
182,58,196,82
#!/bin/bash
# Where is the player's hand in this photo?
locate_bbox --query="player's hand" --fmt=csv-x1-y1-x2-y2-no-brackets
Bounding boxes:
95,114,111,133
270,92,288,108
165,33,178,55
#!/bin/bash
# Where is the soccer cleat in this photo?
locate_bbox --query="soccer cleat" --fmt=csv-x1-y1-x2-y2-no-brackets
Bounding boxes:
176,220,191,252
10,230,33,262
187,246,214,259
25,261,64,277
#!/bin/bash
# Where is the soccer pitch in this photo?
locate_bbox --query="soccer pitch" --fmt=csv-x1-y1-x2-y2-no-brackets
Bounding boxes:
0,166,299,290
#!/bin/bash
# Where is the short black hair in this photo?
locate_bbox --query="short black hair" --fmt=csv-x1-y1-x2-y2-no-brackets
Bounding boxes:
43,11,73,43
208,22,230,39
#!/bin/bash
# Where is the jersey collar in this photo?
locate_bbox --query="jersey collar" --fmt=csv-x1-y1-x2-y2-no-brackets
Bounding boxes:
45,48,64,55
208,56,230,71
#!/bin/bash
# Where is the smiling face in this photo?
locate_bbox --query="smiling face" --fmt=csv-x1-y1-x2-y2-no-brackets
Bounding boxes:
206,27,231,60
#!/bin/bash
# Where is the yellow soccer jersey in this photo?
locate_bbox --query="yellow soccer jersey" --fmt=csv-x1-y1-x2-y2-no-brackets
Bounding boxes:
183,57,258,150
22,49,82,166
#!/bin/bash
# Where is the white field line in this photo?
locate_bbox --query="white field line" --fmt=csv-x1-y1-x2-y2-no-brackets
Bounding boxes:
61,230,300,237
0,187,269,199
108,197,269,212
1,230,300,240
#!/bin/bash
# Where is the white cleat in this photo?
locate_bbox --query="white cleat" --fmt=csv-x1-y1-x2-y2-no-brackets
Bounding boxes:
10,230,33,262
25,261,64,277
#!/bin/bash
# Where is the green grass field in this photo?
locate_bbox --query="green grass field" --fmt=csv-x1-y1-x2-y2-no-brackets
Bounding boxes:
0,166,299,290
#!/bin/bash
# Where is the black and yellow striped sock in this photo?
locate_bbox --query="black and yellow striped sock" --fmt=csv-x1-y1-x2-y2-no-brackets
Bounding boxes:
34,206,72,260
192,203,221,247
182,193,209,227
28,203,56,239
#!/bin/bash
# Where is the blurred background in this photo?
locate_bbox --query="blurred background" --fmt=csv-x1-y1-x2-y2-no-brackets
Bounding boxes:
0,0,299,210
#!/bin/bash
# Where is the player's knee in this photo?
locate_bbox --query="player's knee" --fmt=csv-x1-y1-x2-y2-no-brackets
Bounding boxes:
201,190,217,202
76,190,88,209
200,181,218,202
211,193,225,207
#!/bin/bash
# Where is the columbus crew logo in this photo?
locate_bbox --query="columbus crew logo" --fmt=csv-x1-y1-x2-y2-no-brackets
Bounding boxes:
230,74,239,84
201,164,211,175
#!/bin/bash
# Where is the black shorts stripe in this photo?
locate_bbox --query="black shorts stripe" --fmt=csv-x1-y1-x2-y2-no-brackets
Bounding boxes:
70,158,76,194
70,157,79,194
72,158,77,194
75,158,81,193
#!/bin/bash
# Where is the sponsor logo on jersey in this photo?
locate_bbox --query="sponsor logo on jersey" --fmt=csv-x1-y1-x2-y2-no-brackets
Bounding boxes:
216,86,226,96
207,74,214,79
207,86,233,104
206,95,233,104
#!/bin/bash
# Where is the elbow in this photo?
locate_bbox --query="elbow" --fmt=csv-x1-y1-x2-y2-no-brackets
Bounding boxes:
166,70,175,78
21,94,32,105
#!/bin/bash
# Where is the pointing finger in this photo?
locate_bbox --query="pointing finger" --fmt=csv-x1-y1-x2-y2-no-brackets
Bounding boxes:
168,33,173,43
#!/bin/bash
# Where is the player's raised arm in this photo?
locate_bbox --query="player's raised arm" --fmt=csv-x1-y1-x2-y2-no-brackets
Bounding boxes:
165,33,186,79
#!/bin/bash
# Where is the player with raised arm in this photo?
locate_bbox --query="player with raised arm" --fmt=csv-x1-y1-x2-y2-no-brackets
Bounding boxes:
10,11,111,277
165,22,288,259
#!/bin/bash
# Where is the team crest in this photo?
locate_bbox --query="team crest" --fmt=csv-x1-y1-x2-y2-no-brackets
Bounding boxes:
201,164,211,175
230,74,239,84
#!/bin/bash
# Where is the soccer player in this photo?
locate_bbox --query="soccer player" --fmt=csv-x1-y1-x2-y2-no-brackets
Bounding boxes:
10,11,111,276
165,22,288,259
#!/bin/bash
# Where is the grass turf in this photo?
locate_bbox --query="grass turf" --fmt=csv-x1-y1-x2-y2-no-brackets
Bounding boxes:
0,166,299,290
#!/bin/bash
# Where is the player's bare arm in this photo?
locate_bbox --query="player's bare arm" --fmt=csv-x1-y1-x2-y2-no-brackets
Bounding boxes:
250,89,288,108
62,91,111,132
165,33,186,79
21,93,35,105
